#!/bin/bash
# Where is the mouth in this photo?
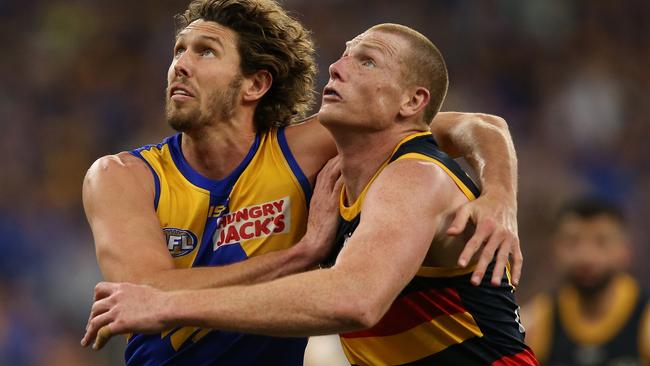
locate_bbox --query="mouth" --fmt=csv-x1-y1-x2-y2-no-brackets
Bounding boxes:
169,84,196,100
322,86,342,101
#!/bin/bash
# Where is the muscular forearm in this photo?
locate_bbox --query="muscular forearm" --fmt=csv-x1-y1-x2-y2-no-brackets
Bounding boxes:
162,267,370,337
431,112,517,199
108,240,319,291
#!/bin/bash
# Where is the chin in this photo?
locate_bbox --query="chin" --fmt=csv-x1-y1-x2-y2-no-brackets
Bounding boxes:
318,107,350,127
167,117,192,132
166,108,201,132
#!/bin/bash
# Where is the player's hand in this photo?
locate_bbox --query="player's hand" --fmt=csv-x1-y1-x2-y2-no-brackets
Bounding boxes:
300,156,343,263
81,282,170,351
447,191,522,287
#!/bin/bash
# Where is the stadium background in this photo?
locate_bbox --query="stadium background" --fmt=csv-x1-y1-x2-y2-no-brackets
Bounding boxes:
1,0,648,364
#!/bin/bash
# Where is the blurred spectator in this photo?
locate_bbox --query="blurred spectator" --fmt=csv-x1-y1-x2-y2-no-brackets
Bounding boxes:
522,197,650,365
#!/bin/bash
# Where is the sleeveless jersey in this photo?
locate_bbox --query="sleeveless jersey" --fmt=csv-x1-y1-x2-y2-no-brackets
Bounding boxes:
126,129,311,366
535,274,649,366
326,132,538,366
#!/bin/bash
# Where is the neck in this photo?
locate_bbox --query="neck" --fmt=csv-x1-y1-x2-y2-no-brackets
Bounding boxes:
330,125,426,203
180,109,257,180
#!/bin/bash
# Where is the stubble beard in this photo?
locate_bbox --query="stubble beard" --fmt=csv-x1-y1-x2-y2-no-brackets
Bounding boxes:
166,74,244,133
567,269,616,299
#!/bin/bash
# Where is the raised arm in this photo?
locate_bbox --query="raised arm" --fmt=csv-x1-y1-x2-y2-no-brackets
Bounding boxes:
430,112,521,287
82,158,465,348
83,153,341,291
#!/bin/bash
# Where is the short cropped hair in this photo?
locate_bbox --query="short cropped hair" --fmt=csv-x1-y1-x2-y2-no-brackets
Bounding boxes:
176,0,317,132
369,23,448,123
557,196,626,227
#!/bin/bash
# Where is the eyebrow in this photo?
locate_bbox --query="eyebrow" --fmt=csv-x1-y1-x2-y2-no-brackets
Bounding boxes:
198,35,225,50
345,41,388,57
175,34,225,52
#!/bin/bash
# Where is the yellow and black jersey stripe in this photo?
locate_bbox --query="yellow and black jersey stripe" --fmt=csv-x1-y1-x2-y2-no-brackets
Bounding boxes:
327,131,538,365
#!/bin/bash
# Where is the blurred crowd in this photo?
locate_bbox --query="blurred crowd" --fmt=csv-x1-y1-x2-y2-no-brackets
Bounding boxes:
0,0,648,364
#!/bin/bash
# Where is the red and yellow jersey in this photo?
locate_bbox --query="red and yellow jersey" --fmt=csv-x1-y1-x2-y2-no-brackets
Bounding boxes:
125,129,310,365
327,132,538,366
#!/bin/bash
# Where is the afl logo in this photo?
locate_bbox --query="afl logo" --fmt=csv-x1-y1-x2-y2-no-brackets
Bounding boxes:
163,228,197,257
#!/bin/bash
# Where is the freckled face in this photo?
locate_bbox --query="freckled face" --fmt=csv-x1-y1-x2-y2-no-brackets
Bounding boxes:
319,30,408,131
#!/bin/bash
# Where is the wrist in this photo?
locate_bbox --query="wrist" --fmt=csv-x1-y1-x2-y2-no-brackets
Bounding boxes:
159,291,182,327
292,232,326,268
480,186,517,206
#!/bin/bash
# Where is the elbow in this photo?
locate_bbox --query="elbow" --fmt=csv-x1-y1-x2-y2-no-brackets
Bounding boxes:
474,113,508,131
336,294,386,330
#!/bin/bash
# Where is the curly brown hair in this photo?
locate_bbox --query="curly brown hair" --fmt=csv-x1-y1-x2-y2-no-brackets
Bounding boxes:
175,0,317,133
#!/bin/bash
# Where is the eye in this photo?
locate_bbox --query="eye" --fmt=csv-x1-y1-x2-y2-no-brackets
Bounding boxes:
200,48,216,57
174,47,186,58
361,59,376,68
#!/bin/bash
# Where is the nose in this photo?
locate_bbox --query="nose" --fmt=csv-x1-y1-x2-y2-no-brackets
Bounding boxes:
173,52,192,78
328,57,346,81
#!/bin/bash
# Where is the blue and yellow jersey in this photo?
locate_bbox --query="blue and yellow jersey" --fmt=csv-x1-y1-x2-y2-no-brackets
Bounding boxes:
126,128,310,366
326,132,538,365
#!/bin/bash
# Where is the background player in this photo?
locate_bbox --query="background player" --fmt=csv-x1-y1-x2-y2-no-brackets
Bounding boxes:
82,23,537,365
522,197,650,365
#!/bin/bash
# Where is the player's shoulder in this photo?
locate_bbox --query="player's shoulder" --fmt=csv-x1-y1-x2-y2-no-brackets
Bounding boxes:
284,114,338,180
365,158,459,212
85,152,153,194
376,157,460,196
88,152,149,178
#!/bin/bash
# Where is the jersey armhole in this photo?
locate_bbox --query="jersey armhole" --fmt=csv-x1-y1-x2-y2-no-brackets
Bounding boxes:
129,151,161,210
394,153,479,201
276,127,313,206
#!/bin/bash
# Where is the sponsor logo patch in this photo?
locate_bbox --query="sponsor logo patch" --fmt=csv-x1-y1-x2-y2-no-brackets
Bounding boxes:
163,228,198,257
213,197,291,250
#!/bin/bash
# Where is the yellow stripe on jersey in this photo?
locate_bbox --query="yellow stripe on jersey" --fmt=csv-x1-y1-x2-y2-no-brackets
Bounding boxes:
417,264,477,278
339,131,432,221
341,312,483,366
138,143,212,268
559,273,639,345
394,152,477,201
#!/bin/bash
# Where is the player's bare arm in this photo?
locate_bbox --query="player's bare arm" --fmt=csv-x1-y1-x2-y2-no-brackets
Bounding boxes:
83,153,341,291
431,112,521,286
289,111,522,285
82,158,468,349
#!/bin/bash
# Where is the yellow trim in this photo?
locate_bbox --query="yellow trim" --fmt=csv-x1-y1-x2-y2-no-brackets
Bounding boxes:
527,293,553,364
339,131,432,221
640,303,650,364
192,328,211,343
341,311,482,365
169,326,200,351
558,273,639,345
394,153,476,201
416,264,476,278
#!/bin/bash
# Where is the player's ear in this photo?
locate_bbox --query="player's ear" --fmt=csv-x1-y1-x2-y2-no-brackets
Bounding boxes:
242,70,273,103
399,87,429,119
